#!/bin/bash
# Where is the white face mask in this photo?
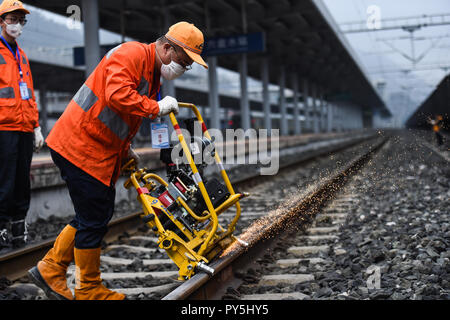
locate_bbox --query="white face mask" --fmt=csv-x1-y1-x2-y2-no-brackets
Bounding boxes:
4,21,23,39
156,48,185,80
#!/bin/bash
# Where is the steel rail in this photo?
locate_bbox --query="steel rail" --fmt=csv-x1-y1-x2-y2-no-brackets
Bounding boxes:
0,212,143,280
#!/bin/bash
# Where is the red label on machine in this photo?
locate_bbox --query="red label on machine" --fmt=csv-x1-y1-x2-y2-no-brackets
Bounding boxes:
158,191,174,207
175,181,186,193
137,187,149,195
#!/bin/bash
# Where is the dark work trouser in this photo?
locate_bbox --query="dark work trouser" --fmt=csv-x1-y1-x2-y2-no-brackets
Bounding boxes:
50,148,116,249
435,132,443,146
0,131,33,229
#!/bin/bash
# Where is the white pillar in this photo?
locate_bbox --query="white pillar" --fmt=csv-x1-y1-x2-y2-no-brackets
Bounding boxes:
292,74,301,135
312,84,319,133
81,0,100,77
337,104,342,132
302,79,310,132
327,103,332,133
239,0,250,131
204,1,219,130
208,56,220,130
279,66,288,136
239,54,251,131
261,57,271,132
162,9,175,139
320,89,325,132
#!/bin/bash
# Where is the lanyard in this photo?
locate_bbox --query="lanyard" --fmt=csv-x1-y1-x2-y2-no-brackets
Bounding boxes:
1,35,23,78
157,89,161,101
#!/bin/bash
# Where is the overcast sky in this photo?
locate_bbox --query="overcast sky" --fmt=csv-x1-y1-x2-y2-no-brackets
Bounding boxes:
323,0,450,114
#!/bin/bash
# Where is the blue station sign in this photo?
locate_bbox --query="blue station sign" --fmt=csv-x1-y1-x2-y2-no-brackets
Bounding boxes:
202,32,266,57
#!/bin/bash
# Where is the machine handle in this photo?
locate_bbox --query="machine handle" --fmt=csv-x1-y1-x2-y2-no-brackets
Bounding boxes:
169,102,205,124
167,102,242,256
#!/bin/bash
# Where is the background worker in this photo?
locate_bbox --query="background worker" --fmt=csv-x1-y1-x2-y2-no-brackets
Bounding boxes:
28,22,208,300
0,0,44,250
427,115,444,146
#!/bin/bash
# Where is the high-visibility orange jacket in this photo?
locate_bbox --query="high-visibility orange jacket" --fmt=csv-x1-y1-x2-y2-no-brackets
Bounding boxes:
0,41,39,132
46,41,161,186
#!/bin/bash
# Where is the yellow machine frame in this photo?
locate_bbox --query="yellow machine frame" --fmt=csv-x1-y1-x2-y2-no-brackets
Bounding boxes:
123,103,246,280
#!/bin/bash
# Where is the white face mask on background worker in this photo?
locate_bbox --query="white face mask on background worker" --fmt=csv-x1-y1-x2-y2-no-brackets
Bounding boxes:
0,13,26,39
4,20,23,38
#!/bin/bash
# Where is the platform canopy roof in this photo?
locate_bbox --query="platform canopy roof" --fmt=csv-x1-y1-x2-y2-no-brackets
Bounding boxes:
26,0,390,116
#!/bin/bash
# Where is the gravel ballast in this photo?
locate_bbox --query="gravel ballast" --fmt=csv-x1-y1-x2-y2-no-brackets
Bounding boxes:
235,131,449,300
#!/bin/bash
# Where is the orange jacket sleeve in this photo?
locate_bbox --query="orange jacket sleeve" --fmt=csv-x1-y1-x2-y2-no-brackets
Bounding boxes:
104,43,160,119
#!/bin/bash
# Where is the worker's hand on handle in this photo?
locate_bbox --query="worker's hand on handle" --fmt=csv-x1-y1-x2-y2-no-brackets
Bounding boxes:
157,96,179,117
33,126,44,153
128,145,140,165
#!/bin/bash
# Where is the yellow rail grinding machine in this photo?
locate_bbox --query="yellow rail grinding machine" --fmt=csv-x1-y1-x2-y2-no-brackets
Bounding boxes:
122,103,249,280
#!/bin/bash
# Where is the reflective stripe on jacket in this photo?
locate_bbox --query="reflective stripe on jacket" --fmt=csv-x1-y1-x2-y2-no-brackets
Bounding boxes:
46,41,161,186
0,42,39,132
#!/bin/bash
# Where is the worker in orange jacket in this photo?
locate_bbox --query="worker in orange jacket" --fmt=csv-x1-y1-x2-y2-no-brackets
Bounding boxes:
0,0,44,250
28,22,208,300
427,115,444,146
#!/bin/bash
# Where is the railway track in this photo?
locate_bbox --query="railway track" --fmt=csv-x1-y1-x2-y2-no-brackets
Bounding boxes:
1,134,386,300
163,136,387,300
225,186,361,300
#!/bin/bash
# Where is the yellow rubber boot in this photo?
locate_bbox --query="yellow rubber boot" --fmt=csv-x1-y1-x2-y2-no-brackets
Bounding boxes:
74,247,125,300
28,224,76,300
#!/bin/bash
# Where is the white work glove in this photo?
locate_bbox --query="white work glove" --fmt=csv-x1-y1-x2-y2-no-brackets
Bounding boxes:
34,126,44,152
157,96,179,117
128,145,140,164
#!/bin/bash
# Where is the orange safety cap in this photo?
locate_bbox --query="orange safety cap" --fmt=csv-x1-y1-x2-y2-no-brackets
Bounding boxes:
165,21,208,69
0,0,30,16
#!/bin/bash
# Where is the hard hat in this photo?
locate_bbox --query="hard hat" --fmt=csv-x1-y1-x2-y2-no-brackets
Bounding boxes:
165,21,208,69
0,0,30,16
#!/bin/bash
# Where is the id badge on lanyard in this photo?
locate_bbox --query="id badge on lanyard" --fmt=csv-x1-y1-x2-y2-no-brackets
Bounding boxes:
151,123,169,149
19,81,29,100
150,89,170,149
1,35,29,100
